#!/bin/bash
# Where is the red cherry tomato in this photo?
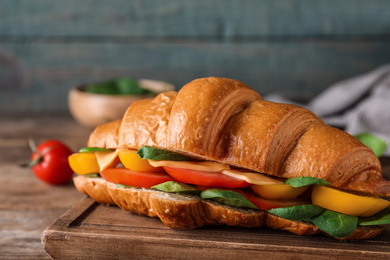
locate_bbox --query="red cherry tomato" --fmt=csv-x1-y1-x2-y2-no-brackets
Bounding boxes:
30,140,74,185
100,167,176,189
163,166,251,189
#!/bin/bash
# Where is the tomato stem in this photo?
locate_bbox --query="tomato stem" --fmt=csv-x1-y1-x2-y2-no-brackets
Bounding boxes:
19,138,43,168
19,156,42,168
27,157,43,167
28,137,43,166
28,138,37,153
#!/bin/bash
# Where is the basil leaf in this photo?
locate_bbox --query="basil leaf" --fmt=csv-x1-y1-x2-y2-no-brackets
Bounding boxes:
151,181,200,194
200,189,258,209
268,205,325,221
84,77,153,95
79,147,113,153
115,77,148,95
84,82,116,95
355,132,387,157
359,207,390,226
83,173,101,178
116,184,138,189
137,146,191,161
285,177,330,187
310,210,358,238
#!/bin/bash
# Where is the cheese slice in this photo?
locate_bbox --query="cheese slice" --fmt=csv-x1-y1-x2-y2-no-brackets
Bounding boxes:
95,149,120,171
148,159,284,185
222,169,284,185
148,160,230,172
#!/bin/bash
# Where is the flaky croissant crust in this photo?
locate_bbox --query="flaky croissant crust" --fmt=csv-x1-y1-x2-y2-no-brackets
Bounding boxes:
89,77,389,197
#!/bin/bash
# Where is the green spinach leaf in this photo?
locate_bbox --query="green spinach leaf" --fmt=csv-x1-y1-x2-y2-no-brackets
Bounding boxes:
285,177,330,187
200,189,257,209
116,184,138,189
137,146,191,161
151,181,200,194
79,147,113,153
268,205,325,221
310,210,358,238
359,207,390,226
83,173,101,178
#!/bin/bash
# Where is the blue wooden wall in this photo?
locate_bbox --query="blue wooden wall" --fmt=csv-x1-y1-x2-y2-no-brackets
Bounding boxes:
1,0,390,114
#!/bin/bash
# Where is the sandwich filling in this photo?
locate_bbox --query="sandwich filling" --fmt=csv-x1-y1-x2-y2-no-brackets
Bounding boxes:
68,145,390,239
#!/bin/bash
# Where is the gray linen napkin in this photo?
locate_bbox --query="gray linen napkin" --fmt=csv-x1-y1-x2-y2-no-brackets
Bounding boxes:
265,65,390,156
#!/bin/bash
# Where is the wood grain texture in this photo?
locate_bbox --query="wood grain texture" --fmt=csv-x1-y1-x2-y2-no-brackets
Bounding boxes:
42,197,390,259
1,0,390,114
1,0,390,36
0,115,89,259
1,41,389,114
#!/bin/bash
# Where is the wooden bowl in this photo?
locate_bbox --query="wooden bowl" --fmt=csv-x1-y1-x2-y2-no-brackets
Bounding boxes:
68,79,174,128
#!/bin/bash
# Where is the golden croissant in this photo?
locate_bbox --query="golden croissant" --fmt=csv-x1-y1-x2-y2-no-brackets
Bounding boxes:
70,77,390,240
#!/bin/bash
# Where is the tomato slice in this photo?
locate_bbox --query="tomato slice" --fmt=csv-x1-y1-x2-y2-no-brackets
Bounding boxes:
163,166,251,188
100,167,176,189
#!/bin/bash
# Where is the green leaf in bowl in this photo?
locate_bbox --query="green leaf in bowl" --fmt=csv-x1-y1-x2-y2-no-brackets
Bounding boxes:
115,77,153,95
83,77,154,95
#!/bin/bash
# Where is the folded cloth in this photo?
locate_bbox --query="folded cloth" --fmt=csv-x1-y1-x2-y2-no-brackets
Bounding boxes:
265,65,390,156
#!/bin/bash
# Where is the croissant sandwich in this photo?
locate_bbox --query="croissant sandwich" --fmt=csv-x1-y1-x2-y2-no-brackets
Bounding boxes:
69,77,390,240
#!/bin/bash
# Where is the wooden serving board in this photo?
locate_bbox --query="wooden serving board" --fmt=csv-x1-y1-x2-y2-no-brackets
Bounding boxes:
42,196,390,259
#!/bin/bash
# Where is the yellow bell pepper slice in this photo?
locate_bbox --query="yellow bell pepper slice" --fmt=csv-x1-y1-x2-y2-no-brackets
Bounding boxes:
118,149,163,172
312,185,390,217
68,153,100,175
251,184,308,199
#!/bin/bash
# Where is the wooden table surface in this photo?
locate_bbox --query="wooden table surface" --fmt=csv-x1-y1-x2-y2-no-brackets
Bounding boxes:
1,115,390,259
0,115,91,259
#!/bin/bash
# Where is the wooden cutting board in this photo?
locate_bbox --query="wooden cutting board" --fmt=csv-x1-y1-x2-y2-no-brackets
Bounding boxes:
42,196,390,259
